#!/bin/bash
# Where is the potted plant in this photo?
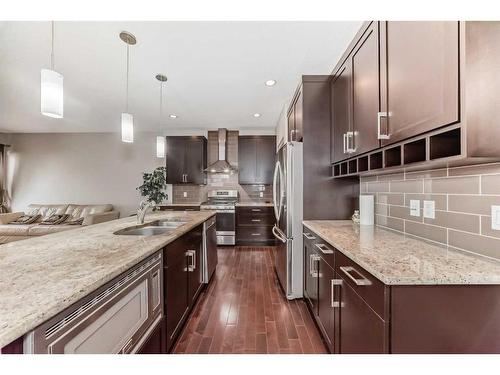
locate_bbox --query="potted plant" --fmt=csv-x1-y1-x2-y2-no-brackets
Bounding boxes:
136,166,167,207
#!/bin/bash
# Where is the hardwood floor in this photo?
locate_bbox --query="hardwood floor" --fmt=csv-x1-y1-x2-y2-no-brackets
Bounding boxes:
173,246,327,354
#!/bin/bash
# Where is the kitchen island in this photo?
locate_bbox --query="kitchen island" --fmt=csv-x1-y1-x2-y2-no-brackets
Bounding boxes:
0,210,216,352
302,220,500,353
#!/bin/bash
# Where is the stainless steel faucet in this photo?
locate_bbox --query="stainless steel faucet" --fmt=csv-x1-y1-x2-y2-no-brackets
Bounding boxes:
137,200,155,224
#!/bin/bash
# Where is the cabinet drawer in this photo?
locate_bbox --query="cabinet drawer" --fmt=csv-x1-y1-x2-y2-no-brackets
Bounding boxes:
236,226,274,242
237,206,273,216
237,212,274,226
303,228,334,269
335,250,387,319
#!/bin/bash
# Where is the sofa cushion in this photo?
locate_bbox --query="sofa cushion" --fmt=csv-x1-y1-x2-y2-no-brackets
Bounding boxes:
0,224,35,236
26,204,69,220
65,204,113,219
28,224,76,236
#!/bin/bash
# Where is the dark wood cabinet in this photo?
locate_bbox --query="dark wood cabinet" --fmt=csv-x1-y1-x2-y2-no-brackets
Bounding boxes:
236,206,275,245
331,63,352,163
380,21,459,146
137,318,164,354
336,272,386,354
288,89,304,142
303,236,319,315
238,136,276,185
164,224,204,352
317,258,335,350
165,136,207,184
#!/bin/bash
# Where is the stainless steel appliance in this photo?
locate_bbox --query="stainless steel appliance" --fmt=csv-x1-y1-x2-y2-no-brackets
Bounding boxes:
200,189,238,245
202,215,217,282
272,142,303,299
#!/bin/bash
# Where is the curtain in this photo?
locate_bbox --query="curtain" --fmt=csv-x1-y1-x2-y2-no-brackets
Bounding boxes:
0,144,9,213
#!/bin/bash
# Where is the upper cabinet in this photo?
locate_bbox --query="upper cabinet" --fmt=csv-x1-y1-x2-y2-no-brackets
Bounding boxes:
165,136,207,185
238,136,276,185
331,21,460,164
379,21,459,146
287,88,304,142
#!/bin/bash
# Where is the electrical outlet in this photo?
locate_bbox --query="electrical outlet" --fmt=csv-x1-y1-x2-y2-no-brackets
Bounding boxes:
491,206,500,230
259,191,264,198
410,200,420,217
423,200,435,219
183,192,187,198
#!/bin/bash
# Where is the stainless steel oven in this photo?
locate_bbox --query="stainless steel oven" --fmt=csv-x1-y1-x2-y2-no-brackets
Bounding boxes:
201,190,238,246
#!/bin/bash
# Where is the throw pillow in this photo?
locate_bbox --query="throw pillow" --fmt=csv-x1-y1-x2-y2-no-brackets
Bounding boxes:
65,217,84,225
41,214,69,225
9,214,41,225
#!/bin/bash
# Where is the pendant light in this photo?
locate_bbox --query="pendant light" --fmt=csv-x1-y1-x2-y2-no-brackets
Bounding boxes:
120,31,136,143
155,74,168,158
41,21,63,118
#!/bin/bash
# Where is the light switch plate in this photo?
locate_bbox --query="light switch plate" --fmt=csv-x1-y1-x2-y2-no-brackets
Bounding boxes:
183,192,188,198
410,200,420,217
491,206,500,230
423,200,435,219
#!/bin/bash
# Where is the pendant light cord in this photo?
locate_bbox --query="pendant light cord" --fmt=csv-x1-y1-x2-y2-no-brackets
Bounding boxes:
51,21,55,70
159,81,163,122
126,43,130,112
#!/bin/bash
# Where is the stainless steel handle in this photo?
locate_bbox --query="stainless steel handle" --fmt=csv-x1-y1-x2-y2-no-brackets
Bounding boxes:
251,219,261,222
377,112,390,140
315,243,334,254
343,133,347,153
331,279,343,308
272,161,280,220
346,131,356,153
252,208,261,212
272,225,287,243
310,254,320,278
339,266,372,286
303,232,316,240
251,233,261,236
309,254,314,276
186,250,196,271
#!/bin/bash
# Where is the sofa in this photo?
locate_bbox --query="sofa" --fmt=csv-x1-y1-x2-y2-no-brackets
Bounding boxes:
0,204,120,244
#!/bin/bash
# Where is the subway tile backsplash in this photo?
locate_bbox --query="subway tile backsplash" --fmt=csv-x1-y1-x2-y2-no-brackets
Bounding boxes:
361,162,500,261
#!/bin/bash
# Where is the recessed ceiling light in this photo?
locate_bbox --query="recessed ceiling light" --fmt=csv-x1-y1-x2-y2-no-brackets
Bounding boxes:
253,113,261,118
169,114,178,119
265,79,276,87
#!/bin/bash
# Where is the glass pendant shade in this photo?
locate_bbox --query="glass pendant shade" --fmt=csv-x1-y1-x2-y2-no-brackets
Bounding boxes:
121,113,134,143
156,136,166,158
40,69,64,118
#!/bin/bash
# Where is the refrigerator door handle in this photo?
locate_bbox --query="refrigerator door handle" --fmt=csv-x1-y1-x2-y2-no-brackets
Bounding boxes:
272,225,287,243
272,161,282,221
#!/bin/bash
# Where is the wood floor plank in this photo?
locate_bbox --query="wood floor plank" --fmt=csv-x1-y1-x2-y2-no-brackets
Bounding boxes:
172,246,327,354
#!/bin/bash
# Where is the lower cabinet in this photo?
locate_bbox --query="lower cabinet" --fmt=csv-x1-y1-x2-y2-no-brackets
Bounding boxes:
137,317,165,354
317,258,336,351
164,224,203,352
236,206,275,245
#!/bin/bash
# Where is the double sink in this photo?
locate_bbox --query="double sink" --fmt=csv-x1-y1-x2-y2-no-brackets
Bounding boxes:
114,219,188,236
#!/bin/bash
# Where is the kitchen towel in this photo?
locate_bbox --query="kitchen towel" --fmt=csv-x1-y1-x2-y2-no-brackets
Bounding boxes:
360,195,374,226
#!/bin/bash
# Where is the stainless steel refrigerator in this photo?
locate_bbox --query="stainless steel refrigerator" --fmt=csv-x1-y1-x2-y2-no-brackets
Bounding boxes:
272,141,303,300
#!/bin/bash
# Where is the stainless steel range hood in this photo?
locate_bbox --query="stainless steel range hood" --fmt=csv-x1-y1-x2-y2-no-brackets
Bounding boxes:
205,128,237,174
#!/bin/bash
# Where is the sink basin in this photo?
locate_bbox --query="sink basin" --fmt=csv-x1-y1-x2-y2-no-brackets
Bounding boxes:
113,220,187,236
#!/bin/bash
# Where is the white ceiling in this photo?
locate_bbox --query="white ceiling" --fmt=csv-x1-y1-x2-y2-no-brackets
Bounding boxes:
0,21,361,134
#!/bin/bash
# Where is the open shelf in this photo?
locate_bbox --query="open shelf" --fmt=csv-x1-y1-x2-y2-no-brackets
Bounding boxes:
348,159,358,174
430,128,461,160
384,146,402,167
333,164,340,177
369,152,383,170
340,162,348,175
358,156,369,172
404,139,426,164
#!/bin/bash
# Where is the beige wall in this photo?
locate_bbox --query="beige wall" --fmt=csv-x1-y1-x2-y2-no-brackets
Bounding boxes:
360,163,500,260
7,132,165,216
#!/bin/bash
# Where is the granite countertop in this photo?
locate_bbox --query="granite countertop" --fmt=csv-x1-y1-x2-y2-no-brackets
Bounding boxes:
161,203,202,206
235,202,274,207
303,220,500,286
0,211,215,348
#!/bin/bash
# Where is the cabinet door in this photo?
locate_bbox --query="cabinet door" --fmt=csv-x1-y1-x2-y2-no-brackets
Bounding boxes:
337,273,386,354
351,22,380,156
287,106,296,141
187,241,203,306
380,21,459,145
303,241,319,314
165,240,189,347
294,91,303,142
185,137,207,184
317,258,335,350
238,136,257,184
255,136,276,184
137,318,164,354
166,137,186,184
331,62,352,163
